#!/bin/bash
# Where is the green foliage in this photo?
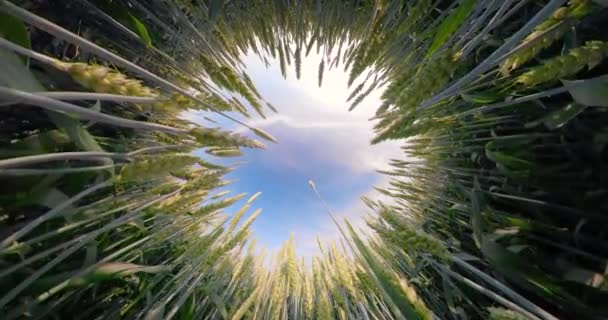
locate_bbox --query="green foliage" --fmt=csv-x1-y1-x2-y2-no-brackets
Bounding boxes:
94,0,154,46
426,0,476,57
0,12,30,50
563,75,608,107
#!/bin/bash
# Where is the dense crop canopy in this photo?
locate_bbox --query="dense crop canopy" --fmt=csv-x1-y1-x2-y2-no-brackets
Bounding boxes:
0,0,607,319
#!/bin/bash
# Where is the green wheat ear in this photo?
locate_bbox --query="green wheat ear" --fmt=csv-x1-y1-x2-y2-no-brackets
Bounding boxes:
189,127,266,148
396,275,433,320
488,307,529,320
391,226,450,263
251,127,278,143
206,147,244,157
501,0,593,73
374,208,450,263
151,93,203,114
517,41,608,86
117,153,199,182
54,61,158,97
181,171,224,192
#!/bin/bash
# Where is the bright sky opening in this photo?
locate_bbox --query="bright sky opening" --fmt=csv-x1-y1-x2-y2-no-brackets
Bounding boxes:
189,49,402,256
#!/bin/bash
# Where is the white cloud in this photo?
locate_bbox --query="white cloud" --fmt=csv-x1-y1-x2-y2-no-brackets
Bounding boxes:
241,50,402,175
242,47,383,118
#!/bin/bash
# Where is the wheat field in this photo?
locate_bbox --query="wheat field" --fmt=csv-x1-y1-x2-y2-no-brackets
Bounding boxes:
0,0,607,319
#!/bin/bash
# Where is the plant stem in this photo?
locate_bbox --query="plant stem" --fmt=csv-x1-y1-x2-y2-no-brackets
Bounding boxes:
456,86,568,117
0,86,187,135
0,180,112,251
36,235,154,303
418,0,568,110
0,187,182,309
451,256,559,320
460,0,517,57
0,144,191,169
0,164,121,176
0,1,265,135
0,36,58,65
20,202,140,247
36,92,159,104
439,265,542,320
493,0,534,27
0,151,128,169
128,144,192,156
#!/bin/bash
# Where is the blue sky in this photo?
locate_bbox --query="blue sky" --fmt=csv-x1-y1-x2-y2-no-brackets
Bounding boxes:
188,50,402,256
